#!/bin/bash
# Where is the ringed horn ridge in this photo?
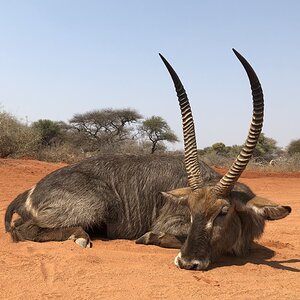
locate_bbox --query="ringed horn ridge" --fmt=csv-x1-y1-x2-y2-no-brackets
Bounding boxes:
213,49,264,197
159,49,264,197
159,53,203,191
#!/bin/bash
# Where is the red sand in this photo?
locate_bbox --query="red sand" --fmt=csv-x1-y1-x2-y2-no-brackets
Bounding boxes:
0,159,299,299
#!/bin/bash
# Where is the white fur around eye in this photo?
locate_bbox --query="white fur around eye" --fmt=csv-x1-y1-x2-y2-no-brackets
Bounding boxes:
220,206,229,215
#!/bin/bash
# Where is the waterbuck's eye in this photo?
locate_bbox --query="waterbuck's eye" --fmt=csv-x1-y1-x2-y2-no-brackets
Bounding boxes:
219,206,229,216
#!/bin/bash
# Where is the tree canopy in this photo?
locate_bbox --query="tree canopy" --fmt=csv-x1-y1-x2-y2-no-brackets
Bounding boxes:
139,116,179,154
69,108,142,148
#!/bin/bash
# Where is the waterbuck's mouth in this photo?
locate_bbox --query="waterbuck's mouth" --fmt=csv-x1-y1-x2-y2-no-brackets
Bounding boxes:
174,252,210,271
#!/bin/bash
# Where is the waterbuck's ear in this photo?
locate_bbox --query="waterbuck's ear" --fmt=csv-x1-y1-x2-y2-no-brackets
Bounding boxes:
161,187,192,206
247,196,292,220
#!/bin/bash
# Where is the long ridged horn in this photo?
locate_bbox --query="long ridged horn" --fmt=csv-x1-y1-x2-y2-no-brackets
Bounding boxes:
212,49,264,197
159,53,203,190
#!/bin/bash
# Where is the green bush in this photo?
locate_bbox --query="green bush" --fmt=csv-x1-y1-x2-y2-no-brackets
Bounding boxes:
287,139,300,155
32,119,61,146
0,112,41,158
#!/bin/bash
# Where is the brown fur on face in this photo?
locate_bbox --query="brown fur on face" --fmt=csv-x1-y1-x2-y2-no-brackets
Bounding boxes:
163,185,291,270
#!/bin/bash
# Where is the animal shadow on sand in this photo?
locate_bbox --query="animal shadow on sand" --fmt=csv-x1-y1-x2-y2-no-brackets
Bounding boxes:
211,242,300,272
87,228,300,273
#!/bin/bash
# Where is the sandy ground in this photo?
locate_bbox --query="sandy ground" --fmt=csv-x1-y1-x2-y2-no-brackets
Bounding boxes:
0,159,299,299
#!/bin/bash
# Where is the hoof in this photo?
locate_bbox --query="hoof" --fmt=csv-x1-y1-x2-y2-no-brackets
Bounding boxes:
75,238,91,248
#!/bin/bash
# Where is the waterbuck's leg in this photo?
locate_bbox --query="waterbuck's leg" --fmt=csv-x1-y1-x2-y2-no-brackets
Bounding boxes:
136,232,185,249
137,209,190,248
10,220,91,248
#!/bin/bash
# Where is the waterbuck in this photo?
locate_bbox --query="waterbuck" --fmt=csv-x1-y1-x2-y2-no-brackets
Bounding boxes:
5,49,291,270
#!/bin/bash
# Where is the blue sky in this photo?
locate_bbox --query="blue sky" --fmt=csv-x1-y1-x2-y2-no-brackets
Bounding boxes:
0,0,299,149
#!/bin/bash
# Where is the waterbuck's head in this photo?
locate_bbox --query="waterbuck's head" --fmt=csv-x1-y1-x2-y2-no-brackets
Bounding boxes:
160,49,291,270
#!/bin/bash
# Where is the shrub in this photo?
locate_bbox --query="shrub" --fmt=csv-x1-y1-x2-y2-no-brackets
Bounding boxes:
0,112,41,158
32,119,61,146
287,139,300,155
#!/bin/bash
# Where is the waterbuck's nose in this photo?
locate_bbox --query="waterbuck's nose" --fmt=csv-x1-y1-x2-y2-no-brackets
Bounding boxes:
174,252,210,271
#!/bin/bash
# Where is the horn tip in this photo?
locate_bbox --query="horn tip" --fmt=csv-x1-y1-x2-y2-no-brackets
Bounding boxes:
159,53,166,62
232,48,241,57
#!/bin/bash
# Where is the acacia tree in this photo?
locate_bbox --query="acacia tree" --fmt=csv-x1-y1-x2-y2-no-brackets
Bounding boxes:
139,116,178,154
69,108,142,150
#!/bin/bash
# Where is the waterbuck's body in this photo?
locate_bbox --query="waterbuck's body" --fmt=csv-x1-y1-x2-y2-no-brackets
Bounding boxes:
5,154,265,252
5,155,213,242
5,50,291,270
